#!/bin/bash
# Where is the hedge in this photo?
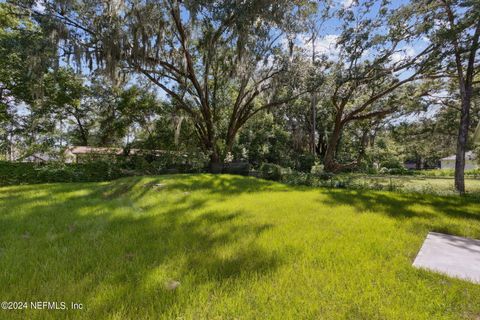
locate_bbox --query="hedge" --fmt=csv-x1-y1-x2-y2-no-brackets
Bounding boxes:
0,161,126,186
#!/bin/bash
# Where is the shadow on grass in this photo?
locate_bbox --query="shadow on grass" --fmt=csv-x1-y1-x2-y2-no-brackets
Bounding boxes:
0,175,282,317
320,188,480,220
318,188,480,238
159,173,285,194
77,174,284,204
3,174,480,317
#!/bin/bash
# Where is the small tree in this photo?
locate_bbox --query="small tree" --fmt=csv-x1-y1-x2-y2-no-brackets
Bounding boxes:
411,0,480,193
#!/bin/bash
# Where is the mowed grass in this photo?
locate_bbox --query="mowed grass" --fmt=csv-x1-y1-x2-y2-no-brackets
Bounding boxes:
1,174,480,319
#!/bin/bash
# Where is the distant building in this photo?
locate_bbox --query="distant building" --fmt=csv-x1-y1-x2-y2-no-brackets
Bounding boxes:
20,153,54,163
440,151,478,170
64,146,175,163
474,123,480,145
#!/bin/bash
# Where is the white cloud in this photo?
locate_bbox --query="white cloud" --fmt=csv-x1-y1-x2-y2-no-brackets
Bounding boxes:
342,0,355,8
391,46,416,64
298,34,340,59
315,35,340,55
33,1,46,13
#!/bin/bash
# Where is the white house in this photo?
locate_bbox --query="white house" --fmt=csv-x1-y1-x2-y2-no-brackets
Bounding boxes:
440,151,478,170
474,123,480,145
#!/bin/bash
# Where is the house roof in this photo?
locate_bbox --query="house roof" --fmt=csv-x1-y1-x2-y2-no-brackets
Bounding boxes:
67,146,124,155
441,151,476,161
65,146,174,156
17,152,56,162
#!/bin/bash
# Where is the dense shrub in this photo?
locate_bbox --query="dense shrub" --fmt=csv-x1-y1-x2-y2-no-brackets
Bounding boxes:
223,162,251,176
373,168,480,178
259,163,283,181
121,152,208,174
273,168,410,191
378,167,414,176
466,169,480,177
295,154,316,172
310,164,334,180
0,161,125,186
379,157,404,170
0,152,246,186
414,168,480,178
280,171,310,185
310,164,324,175
417,169,455,177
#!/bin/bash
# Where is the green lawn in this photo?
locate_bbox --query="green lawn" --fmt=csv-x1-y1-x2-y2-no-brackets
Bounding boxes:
1,174,480,319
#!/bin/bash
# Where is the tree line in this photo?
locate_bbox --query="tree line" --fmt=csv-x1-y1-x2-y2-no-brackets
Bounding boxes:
0,0,479,193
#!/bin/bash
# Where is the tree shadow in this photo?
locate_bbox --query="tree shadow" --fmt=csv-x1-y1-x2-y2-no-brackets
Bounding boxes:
0,175,281,318
320,188,480,222
152,174,286,195
427,232,480,255
3,175,480,318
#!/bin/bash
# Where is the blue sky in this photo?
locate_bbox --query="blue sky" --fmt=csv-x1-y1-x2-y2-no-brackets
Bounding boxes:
308,0,428,60
24,0,432,104
26,0,428,79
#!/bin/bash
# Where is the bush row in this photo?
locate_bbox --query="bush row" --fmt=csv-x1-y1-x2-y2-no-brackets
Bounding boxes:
256,165,365,189
254,163,480,194
0,157,252,186
368,168,480,178
412,168,480,178
0,161,126,185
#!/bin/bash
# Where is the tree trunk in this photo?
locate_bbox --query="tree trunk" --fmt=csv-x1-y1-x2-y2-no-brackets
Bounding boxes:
310,30,317,156
316,135,327,159
454,92,471,194
310,94,317,155
208,149,223,173
174,116,184,146
225,124,240,156
75,118,88,146
324,116,343,172
357,129,369,162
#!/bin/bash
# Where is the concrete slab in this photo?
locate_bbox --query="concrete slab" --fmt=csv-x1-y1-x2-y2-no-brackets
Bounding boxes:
413,232,480,284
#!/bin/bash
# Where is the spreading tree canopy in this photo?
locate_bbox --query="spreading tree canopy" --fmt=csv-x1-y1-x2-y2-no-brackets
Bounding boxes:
17,0,318,165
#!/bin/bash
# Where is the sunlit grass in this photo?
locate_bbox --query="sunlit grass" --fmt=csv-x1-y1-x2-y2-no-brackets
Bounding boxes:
1,174,480,319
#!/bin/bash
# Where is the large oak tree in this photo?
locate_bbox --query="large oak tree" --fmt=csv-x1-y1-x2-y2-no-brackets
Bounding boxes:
18,0,317,167
318,1,438,172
